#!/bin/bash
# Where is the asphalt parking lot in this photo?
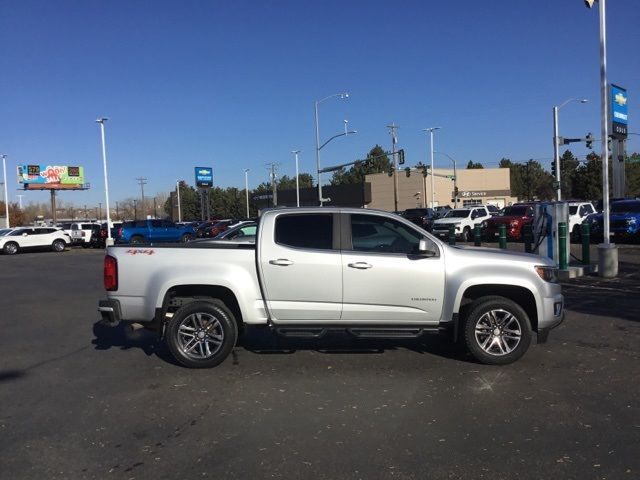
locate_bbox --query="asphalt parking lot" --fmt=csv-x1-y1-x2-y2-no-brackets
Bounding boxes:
1,245,639,480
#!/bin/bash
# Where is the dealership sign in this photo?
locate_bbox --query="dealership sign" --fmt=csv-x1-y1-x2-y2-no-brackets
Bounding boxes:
195,167,213,187
17,165,85,190
610,84,628,138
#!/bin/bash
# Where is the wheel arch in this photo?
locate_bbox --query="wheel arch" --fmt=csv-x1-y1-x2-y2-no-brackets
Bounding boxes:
457,284,538,333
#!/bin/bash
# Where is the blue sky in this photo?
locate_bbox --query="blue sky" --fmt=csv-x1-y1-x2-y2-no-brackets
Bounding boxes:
1,0,638,207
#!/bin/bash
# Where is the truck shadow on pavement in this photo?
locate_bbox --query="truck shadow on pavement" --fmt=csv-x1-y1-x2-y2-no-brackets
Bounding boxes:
562,260,640,323
91,321,472,365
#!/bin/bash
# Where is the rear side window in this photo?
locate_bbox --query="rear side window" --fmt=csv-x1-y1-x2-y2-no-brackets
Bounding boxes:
275,214,333,250
81,224,94,229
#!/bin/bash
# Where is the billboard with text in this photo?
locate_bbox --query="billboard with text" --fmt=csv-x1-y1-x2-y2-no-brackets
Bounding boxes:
17,165,86,190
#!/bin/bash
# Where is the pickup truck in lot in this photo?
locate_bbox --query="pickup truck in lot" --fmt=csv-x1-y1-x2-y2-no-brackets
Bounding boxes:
98,208,564,368
116,219,196,244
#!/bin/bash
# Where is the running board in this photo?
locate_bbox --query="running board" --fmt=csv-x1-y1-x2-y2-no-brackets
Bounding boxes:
273,325,441,340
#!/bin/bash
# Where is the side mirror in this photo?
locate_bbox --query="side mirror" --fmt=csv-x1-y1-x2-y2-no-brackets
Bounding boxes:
22,233,28,237
418,239,436,257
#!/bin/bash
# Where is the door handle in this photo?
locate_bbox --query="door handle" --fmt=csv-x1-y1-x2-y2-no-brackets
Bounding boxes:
348,262,372,270
269,258,294,266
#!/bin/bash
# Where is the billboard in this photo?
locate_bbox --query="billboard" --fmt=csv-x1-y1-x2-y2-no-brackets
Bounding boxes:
195,167,213,187
17,165,86,190
610,84,628,138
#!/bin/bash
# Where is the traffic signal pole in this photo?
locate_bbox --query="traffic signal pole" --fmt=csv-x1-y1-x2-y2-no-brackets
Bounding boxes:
553,106,561,200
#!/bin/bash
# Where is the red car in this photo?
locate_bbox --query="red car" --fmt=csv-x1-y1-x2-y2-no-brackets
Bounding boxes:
484,205,535,240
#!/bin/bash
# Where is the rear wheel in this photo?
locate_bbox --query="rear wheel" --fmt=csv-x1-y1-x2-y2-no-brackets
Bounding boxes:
571,225,581,243
3,242,19,255
165,301,238,368
52,239,66,252
463,296,532,365
461,226,471,242
130,235,144,244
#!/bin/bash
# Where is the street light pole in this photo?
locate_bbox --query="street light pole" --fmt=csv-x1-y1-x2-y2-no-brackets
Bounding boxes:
96,117,113,245
436,152,458,206
423,127,440,208
1,154,9,228
243,169,250,217
176,181,182,222
291,151,301,207
553,98,588,200
387,123,399,212
314,92,349,206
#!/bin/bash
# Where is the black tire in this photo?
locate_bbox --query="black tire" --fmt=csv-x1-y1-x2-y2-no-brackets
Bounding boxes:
165,300,238,368
571,226,581,243
463,296,532,365
181,233,194,243
52,239,66,252
461,227,471,243
3,242,19,255
130,235,144,245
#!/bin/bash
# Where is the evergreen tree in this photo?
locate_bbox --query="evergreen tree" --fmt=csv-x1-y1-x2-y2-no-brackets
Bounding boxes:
330,145,391,185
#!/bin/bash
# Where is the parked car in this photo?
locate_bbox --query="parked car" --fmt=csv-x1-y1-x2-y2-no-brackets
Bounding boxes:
214,221,257,241
116,219,196,244
202,219,239,238
99,207,564,368
431,206,492,241
195,221,218,238
483,205,535,241
566,202,596,242
401,208,437,232
70,222,101,247
0,227,71,255
90,223,122,248
486,204,501,217
587,199,640,242
433,205,452,218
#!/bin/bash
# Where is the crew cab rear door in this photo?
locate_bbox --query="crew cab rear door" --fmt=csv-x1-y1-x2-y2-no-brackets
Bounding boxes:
341,212,444,323
259,212,342,321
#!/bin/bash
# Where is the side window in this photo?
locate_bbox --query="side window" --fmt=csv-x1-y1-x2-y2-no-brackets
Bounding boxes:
161,220,175,228
135,221,148,228
275,214,333,250
72,224,80,230
350,214,421,254
150,220,163,228
579,205,587,216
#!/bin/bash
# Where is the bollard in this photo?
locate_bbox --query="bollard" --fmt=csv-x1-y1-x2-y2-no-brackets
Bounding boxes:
558,222,568,270
581,222,591,265
523,224,533,253
498,224,507,249
448,225,456,246
474,225,482,246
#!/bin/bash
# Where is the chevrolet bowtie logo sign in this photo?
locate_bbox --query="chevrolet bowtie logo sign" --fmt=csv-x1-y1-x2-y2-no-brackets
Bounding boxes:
615,92,627,107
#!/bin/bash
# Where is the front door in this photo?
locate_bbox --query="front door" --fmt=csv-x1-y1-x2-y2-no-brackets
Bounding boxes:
341,213,445,324
259,212,342,322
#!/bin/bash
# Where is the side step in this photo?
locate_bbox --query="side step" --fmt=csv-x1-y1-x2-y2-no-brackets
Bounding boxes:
273,325,441,340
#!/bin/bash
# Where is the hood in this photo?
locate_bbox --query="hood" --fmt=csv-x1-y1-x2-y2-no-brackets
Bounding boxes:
447,244,554,267
487,215,525,225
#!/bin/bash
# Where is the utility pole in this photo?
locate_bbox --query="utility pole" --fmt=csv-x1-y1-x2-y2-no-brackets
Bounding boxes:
267,163,279,207
387,123,399,212
98,202,102,221
176,181,182,222
1,154,9,228
243,169,250,217
17,194,23,210
133,199,138,220
135,177,147,218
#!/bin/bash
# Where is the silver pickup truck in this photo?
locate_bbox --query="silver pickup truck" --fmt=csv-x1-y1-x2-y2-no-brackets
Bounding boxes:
98,207,564,368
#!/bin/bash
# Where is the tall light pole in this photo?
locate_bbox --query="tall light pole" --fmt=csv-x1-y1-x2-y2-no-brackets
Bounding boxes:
553,98,588,200
387,123,399,212
436,152,458,206
243,169,250,217
315,92,350,206
291,151,301,207
586,0,617,277
176,181,182,222
423,127,440,208
1,154,8,228
136,177,147,218
96,117,113,245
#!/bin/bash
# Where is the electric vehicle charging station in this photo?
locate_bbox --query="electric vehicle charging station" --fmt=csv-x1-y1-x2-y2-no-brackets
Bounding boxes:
532,202,569,267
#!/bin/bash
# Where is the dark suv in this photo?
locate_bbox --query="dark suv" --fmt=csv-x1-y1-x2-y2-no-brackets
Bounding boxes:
401,208,437,232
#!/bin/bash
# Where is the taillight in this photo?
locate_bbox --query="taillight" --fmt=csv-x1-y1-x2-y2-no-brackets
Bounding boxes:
104,255,118,291
117,227,123,238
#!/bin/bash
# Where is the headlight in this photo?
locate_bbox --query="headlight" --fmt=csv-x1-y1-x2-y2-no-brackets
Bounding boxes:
626,218,637,226
481,221,488,228
510,220,519,227
535,266,558,283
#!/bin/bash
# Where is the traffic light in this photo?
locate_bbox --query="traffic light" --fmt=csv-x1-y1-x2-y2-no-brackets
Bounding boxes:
405,167,411,177
454,186,459,196
397,149,405,165
586,132,593,149
551,161,557,177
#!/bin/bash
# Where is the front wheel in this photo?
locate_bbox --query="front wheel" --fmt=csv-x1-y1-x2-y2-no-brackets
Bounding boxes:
130,235,144,245
571,225,581,243
3,242,19,255
181,233,194,243
463,296,532,365
52,239,66,252
461,226,471,242
165,301,238,368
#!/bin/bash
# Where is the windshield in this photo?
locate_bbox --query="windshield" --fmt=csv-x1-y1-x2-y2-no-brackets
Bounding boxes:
0,228,12,236
502,206,528,216
444,209,470,218
611,201,640,214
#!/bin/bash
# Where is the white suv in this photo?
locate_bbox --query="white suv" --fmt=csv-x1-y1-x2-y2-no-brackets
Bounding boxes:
432,206,492,242
0,227,71,255
567,202,596,241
